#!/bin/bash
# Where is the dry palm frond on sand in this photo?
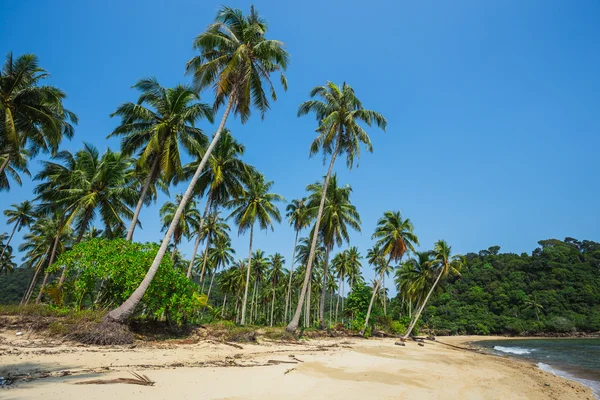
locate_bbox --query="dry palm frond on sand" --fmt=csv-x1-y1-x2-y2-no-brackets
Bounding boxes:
75,372,154,386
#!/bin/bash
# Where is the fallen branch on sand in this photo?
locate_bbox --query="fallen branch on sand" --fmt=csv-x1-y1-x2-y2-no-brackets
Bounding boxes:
75,372,154,386
267,359,298,365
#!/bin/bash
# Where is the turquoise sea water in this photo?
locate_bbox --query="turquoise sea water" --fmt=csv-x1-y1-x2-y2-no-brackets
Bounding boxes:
475,338,600,398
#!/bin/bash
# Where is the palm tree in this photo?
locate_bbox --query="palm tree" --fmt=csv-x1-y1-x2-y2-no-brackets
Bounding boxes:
306,174,361,328
0,52,77,177
268,253,285,326
0,237,16,274
369,246,393,315
402,240,463,339
205,235,235,311
36,144,138,243
396,251,437,318
19,215,71,304
361,211,418,336
249,250,268,324
160,194,201,262
333,247,361,322
524,295,544,322
110,78,212,241
196,213,230,285
287,82,386,332
1,200,35,260
184,131,249,280
227,173,283,324
107,6,288,322
294,237,325,327
0,148,30,191
284,198,311,321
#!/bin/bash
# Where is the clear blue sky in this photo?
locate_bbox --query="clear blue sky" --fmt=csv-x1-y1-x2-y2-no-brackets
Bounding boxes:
2,0,599,288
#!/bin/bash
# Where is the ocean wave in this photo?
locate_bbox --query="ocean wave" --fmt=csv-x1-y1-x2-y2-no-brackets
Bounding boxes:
493,345,534,355
537,363,600,399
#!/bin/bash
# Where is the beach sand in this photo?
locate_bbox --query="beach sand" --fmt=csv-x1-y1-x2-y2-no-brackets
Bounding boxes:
0,333,593,399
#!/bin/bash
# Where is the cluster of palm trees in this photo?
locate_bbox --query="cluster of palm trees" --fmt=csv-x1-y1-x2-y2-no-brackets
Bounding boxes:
1,5,464,336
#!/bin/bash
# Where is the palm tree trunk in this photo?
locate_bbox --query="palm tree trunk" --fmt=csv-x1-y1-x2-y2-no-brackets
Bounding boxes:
22,248,49,305
360,274,382,336
284,230,299,322
240,224,254,325
360,254,392,336
0,154,11,177
36,221,63,304
234,295,240,323
382,275,387,316
270,283,276,327
106,94,235,323
0,223,18,261
126,156,159,241
319,247,331,328
199,239,211,289
341,278,345,317
170,243,177,262
187,234,202,279
287,136,340,333
329,287,333,327
335,276,341,323
221,294,227,318
187,201,211,279
402,268,444,339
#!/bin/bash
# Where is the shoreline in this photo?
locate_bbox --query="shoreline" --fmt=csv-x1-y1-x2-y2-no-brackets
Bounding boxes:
0,333,594,399
455,336,599,399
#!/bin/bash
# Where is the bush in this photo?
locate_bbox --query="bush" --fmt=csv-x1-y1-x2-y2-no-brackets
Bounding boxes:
50,239,206,325
545,316,575,333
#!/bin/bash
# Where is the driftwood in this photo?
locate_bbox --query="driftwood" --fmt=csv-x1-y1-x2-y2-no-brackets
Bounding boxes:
418,342,425,347
267,359,298,365
394,341,405,346
75,372,154,386
223,341,244,349
288,355,304,362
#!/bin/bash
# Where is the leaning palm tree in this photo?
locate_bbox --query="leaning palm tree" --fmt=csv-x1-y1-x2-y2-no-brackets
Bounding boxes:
226,172,283,325
268,253,285,326
109,78,212,240
287,82,386,332
107,6,288,322
160,194,201,261
284,198,311,321
395,251,436,318
361,211,418,336
1,200,35,260
0,52,77,177
402,240,463,339
306,174,361,328
184,131,250,279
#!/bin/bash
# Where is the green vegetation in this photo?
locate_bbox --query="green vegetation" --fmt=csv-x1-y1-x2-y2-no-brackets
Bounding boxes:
411,239,600,335
1,5,597,345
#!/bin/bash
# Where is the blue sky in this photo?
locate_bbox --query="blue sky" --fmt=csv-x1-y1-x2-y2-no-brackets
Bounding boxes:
1,0,599,288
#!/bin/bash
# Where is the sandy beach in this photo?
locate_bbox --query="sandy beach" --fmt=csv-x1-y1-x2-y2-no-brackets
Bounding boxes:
0,332,593,400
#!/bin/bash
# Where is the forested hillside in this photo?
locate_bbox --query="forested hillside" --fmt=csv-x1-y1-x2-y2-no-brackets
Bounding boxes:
420,238,600,335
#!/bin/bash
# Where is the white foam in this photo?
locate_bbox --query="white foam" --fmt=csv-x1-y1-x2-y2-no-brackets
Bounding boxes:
538,362,600,399
493,345,534,355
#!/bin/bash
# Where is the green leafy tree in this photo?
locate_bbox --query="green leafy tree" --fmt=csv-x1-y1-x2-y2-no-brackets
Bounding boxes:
108,6,288,322
109,78,213,240
288,82,386,332
0,52,77,178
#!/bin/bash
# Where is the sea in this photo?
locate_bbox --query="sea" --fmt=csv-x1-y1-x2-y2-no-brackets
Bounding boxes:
475,338,600,398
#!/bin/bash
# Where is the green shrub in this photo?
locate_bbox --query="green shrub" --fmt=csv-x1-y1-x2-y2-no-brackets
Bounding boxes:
50,239,206,325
